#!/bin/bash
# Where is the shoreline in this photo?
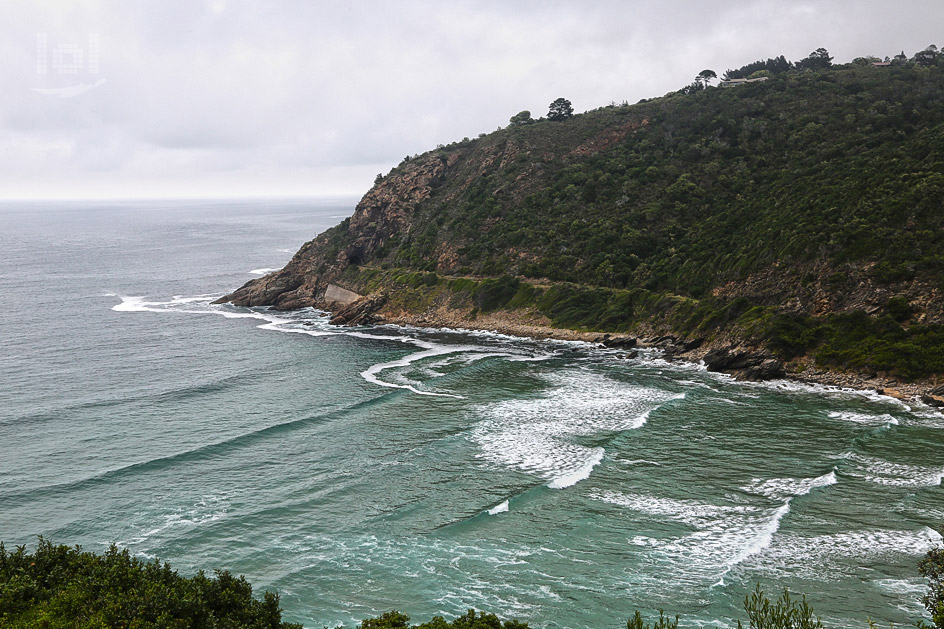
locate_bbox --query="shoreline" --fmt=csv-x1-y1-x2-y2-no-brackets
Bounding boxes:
375,304,944,408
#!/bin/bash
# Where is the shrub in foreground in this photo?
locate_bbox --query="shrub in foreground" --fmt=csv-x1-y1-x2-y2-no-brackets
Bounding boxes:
0,538,300,628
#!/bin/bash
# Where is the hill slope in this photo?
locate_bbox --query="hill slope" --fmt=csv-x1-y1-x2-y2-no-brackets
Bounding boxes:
219,60,944,393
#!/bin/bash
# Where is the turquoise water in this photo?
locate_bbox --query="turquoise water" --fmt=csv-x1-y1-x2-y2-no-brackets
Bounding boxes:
1,199,942,628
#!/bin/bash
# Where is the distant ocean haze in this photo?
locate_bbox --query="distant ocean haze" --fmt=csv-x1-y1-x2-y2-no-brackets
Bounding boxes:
0,199,941,628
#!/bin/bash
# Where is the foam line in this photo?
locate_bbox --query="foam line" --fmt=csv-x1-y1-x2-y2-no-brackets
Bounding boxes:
258,320,338,337
725,501,791,569
112,294,507,398
620,458,663,466
840,452,944,487
487,500,509,515
828,410,899,428
360,347,467,398
248,268,280,275
547,448,604,489
742,470,838,501
593,488,797,587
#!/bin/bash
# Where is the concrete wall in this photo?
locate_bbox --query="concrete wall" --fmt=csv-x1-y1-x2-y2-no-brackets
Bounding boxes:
324,284,362,305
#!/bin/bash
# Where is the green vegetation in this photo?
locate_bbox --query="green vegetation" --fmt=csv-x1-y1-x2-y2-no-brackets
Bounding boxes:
508,110,533,126
0,538,300,628
364,55,944,300
920,531,944,628
358,609,527,628
348,263,944,381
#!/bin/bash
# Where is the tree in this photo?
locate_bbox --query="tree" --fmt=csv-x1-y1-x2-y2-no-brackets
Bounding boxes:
796,48,833,71
509,110,533,126
547,98,574,121
678,81,705,95
360,609,529,628
919,530,944,629
0,539,301,628
696,69,717,86
914,46,940,67
738,586,823,628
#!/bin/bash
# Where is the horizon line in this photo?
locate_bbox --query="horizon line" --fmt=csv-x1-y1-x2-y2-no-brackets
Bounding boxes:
0,192,364,203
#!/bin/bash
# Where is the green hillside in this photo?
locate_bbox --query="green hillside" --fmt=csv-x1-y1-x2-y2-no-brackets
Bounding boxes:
367,57,944,298
221,49,944,385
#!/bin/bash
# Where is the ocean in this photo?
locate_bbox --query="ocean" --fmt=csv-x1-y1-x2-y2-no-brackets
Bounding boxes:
0,198,942,628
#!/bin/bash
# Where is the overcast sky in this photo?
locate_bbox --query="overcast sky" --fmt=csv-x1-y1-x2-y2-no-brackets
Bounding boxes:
1,0,942,199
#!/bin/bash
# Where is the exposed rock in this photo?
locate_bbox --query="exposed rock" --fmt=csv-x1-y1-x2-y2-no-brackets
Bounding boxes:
212,273,304,308
601,336,637,349
328,293,387,326
739,358,787,381
648,335,704,359
922,394,944,407
703,347,785,381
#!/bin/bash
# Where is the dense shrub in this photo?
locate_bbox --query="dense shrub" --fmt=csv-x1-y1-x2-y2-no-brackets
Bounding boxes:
360,609,528,629
473,275,521,312
0,538,300,628
357,62,944,300
919,528,944,628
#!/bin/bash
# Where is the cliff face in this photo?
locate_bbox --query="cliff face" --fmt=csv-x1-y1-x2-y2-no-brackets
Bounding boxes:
217,151,461,309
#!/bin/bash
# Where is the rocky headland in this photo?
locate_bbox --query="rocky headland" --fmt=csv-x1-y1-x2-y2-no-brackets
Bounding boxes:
217,60,944,407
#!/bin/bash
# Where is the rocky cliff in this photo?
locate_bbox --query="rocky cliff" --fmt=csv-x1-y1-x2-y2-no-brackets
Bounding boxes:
217,151,460,309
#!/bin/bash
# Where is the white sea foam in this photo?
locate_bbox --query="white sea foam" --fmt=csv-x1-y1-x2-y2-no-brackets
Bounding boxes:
904,407,944,428
596,468,839,586
248,267,280,275
547,448,604,489
118,495,229,548
742,527,942,580
592,489,789,585
741,470,838,501
112,294,351,348
874,578,927,597
828,410,899,427
487,500,509,515
471,370,683,488
593,491,759,527
257,318,338,337
840,452,944,487
112,295,162,312
733,375,915,411
111,294,220,312
359,345,473,398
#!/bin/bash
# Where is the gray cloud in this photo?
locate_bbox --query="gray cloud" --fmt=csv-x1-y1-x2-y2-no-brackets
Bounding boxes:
1,0,942,198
